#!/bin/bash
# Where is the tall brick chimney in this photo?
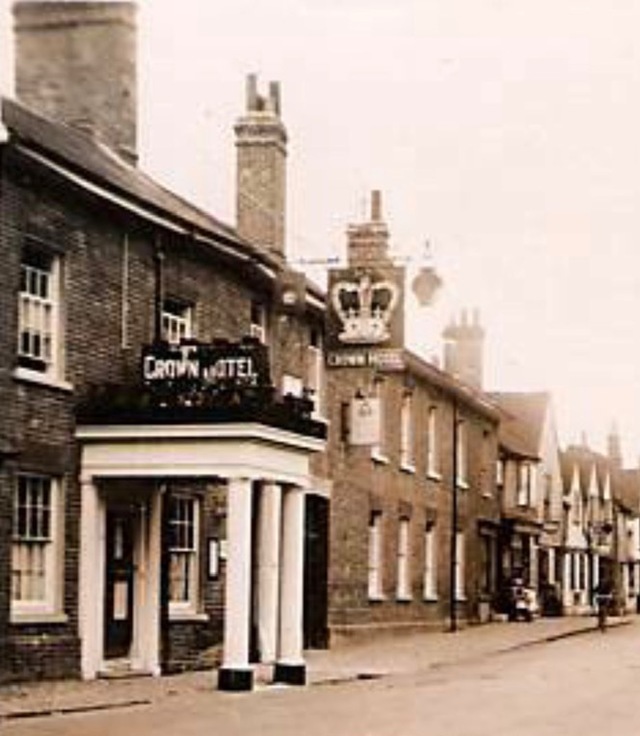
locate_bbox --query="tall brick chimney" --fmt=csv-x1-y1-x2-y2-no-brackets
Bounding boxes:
346,190,391,267
13,1,138,163
235,74,287,257
442,309,485,389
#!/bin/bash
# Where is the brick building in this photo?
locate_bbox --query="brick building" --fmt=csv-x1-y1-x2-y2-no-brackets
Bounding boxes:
325,193,501,639
0,1,329,690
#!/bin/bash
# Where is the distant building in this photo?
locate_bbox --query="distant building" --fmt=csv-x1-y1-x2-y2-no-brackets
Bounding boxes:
325,192,501,639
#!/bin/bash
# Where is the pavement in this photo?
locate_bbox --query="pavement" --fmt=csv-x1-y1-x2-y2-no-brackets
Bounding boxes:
0,614,633,721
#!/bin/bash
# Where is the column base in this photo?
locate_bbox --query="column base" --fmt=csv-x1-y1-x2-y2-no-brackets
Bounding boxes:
273,662,306,686
218,667,254,692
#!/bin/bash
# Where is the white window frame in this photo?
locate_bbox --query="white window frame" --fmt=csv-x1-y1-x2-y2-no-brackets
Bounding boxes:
371,381,388,463
427,405,440,479
423,523,438,600
400,393,415,471
11,474,62,619
306,329,325,418
517,462,533,506
168,496,200,617
162,298,193,345
455,531,466,601
17,248,64,382
250,300,268,344
368,511,384,600
396,518,412,600
282,373,303,398
456,420,468,488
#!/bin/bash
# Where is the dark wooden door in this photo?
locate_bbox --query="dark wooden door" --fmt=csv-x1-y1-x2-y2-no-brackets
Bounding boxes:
104,509,136,659
303,495,329,649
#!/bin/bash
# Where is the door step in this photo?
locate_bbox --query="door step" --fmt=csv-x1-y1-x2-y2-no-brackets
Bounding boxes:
99,660,152,680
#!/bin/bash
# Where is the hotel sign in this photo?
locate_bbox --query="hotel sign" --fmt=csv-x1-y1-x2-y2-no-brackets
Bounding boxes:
142,340,270,392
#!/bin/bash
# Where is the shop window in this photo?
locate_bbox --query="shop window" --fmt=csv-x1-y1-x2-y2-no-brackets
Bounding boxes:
162,298,193,345
18,247,63,379
11,474,60,617
400,393,414,470
169,496,200,615
368,511,383,600
426,405,440,478
396,518,411,600
423,523,438,600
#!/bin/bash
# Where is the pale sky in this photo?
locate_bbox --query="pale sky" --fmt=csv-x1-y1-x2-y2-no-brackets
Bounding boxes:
3,1,640,462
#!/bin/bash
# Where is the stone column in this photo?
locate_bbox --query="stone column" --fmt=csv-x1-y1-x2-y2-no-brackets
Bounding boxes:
257,482,282,663
275,485,306,685
79,475,104,680
218,477,254,691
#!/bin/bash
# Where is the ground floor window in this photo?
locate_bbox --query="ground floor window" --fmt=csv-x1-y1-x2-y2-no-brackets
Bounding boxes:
396,518,411,600
368,511,383,600
423,523,437,600
455,532,466,601
11,474,60,616
168,496,200,615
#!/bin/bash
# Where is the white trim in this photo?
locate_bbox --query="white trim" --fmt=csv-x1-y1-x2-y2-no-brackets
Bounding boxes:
13,367,74,392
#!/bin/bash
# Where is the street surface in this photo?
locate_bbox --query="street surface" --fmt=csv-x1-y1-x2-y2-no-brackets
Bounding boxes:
5,623,640,736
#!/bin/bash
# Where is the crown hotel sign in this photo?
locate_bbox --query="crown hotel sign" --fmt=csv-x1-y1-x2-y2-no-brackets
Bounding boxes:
326,267,405,368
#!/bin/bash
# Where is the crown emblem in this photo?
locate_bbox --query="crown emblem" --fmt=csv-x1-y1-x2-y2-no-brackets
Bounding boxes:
331,273,399,344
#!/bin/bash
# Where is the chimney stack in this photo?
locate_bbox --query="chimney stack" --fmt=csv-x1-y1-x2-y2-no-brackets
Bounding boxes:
13,1,138,163
346,190,391,267
442,309,485,389
235,73,288,257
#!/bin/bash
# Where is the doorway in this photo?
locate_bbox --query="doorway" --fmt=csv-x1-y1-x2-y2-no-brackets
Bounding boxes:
104,507,136,659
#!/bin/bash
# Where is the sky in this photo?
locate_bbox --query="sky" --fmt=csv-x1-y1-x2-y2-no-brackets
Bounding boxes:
2,1,640,461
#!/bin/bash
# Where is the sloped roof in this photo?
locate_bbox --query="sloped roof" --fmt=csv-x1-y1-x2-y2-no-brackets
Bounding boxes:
1,96,279,269
488,391,550,459
618,468,640,514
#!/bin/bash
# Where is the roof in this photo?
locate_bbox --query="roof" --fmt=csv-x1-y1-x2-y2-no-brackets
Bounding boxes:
489,392,550,459
1,96,280,270
617,469,640,514
403,350,501,422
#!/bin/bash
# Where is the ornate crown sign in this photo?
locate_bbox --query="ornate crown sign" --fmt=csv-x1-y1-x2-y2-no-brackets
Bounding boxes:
331,272,399,345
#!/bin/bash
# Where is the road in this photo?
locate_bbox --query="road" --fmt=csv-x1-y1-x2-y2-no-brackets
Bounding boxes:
5,624,640,736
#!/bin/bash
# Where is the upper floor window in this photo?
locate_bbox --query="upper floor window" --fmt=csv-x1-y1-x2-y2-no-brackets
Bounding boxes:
496,459,505,487
18,247,62,378
12,474,61,617
250,300,268,344
306,328,325,417
517,462,535,506
371,380,387,461
162,298,193,345
456,419,468,487
168,496,200,615
400,393,414,470
427,405,439,477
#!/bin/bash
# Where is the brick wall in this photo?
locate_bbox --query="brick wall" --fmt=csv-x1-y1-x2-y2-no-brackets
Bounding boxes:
326,362,499,638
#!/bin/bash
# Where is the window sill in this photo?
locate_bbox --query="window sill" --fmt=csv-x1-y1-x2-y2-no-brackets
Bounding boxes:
427,470,442,482
400,463,416,475
371,452,389,465
423,595,439,603
13,367,73,393
368,594,386,603
169,610,210,623
11,611,69,625
456,480,470,490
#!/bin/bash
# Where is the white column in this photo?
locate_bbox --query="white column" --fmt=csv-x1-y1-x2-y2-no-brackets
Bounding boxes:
257,482,282,663
139,491,162,676
275,485,306,685
79,475,104,680
548,547,556,585
219,477,254,691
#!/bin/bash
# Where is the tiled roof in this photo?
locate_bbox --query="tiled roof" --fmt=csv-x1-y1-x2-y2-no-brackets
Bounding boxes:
1,96,279,269
488,391,549,459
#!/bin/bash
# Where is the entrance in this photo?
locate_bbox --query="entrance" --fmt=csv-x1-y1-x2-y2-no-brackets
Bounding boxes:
104,507,136,659
303,495,329,648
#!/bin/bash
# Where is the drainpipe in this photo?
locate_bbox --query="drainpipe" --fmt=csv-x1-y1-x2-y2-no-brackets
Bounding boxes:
450,398,459,632
154,236,165,343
